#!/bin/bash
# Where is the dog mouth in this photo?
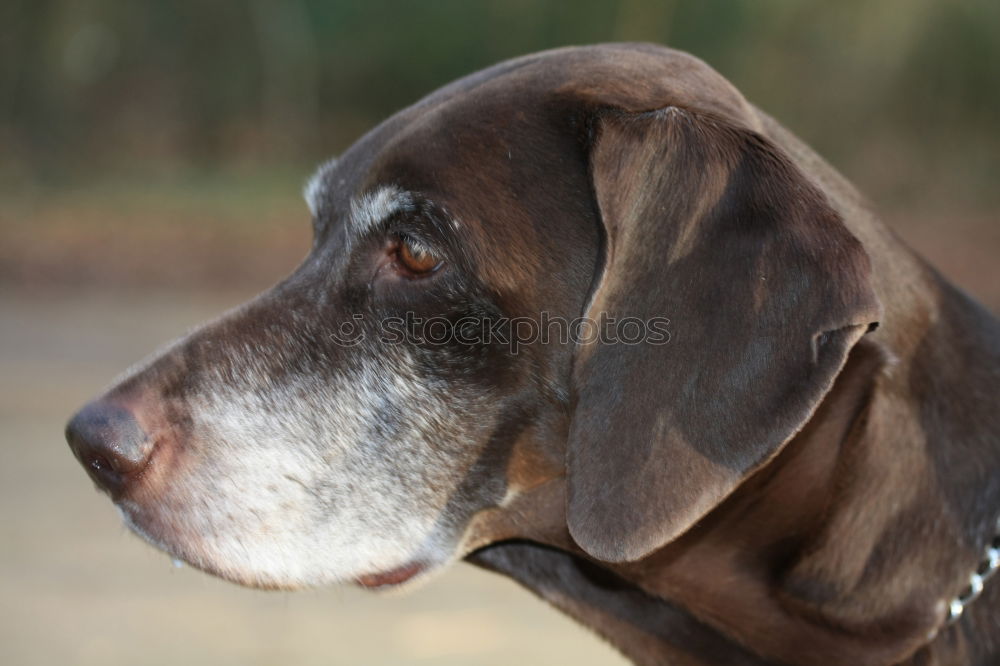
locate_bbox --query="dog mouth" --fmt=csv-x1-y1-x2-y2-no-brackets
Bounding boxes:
354,561,428,589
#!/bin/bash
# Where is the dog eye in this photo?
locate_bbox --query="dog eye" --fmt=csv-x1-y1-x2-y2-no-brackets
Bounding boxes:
395,237,443,276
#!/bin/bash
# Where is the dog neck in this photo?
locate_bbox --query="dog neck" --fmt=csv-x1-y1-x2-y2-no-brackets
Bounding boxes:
469,277,1000,666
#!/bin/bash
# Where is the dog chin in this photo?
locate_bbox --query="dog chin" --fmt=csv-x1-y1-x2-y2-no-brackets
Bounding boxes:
113,501,454,592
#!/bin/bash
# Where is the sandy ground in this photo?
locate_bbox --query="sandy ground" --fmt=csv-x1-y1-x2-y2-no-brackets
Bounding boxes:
0,287,626,666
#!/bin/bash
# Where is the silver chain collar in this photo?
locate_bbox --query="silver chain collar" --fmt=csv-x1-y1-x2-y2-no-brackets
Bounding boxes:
945,516,1000,624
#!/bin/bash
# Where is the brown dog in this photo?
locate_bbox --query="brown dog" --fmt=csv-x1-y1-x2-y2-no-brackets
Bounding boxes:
65,44,1000,665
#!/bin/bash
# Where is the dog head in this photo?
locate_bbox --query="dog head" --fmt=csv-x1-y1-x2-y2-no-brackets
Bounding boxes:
66,44,880,590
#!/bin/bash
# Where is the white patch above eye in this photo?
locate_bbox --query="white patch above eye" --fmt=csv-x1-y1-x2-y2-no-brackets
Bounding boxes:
348,185,416,244
303,157,339,217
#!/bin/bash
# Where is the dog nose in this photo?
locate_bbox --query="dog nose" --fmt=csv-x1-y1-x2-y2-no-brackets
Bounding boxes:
66,401,150,496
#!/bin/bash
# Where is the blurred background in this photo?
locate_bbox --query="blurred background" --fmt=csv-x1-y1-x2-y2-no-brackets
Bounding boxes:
1,1,997,664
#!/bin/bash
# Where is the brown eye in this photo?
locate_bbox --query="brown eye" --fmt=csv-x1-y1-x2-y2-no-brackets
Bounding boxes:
396,238,443,276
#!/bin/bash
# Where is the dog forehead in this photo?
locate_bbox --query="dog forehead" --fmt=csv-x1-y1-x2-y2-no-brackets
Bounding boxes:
395,43,755,128
315,43,756,213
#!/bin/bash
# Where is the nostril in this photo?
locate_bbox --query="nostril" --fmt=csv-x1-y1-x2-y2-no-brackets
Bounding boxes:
65,400,150,496
87,452,115,473
81,450,125,493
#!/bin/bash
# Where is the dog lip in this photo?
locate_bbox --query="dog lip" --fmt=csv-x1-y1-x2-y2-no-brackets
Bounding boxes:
355,561,427,589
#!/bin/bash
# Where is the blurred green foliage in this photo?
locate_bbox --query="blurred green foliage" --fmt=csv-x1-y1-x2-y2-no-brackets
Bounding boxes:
1,0,997,208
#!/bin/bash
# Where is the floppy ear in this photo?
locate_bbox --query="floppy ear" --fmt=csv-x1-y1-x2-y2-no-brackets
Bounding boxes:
567,107,881,562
